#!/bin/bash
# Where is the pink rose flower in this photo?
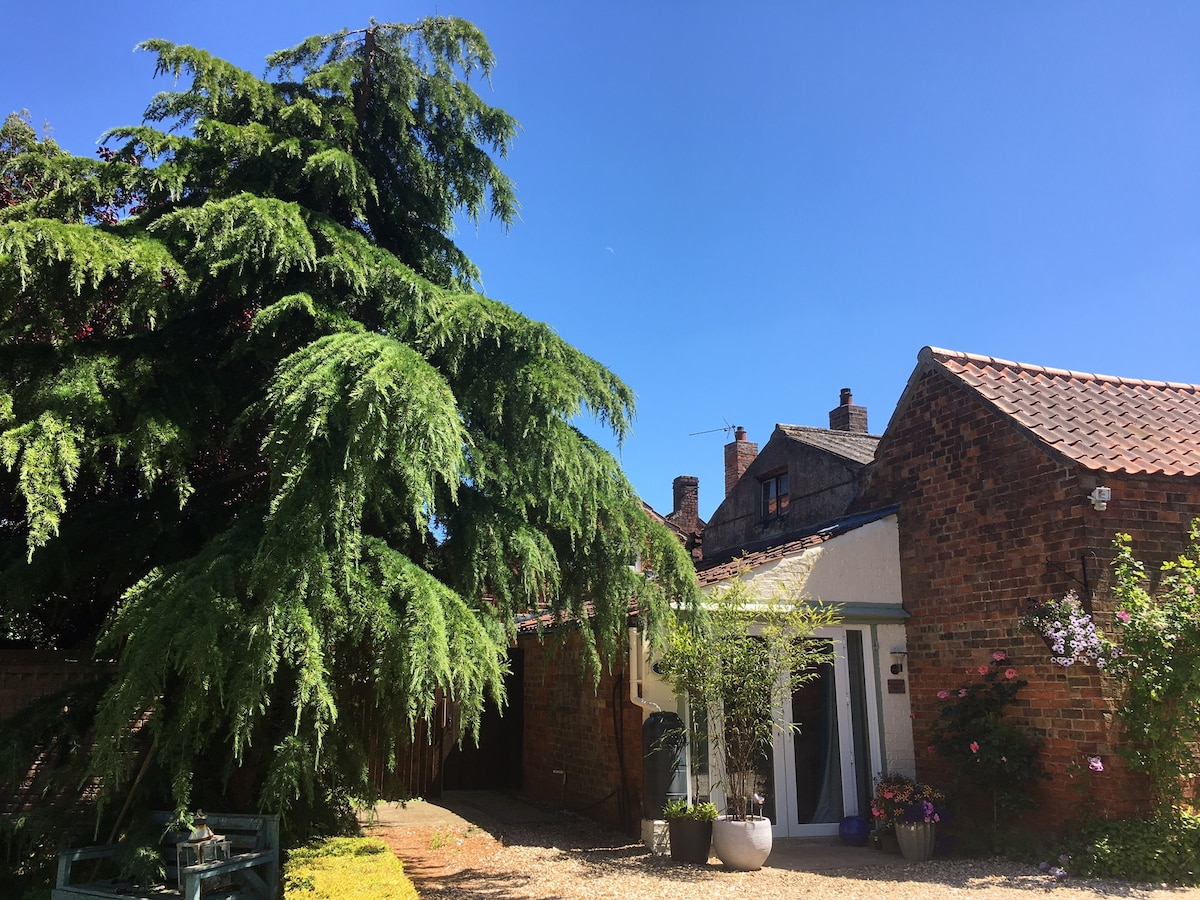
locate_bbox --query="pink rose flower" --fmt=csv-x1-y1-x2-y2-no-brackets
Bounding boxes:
977,665,989,675
969,741,980,754
992,650,1007,662
1005,668,1017,679
958,688,968,698
937,690,950,700
1116,610,1131,623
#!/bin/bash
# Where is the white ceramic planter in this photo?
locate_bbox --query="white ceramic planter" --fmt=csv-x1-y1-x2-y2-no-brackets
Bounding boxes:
711,815,773,870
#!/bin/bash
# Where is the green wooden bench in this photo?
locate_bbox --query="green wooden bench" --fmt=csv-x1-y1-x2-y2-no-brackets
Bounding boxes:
52,811,279,900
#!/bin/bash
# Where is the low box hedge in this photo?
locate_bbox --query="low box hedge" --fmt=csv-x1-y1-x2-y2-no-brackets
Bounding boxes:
284,836,417,900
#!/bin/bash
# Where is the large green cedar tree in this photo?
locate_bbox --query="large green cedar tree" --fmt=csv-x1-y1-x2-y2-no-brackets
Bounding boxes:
0,17,697,831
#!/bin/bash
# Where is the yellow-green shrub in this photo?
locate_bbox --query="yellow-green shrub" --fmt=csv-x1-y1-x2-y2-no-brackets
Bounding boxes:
284,837,417,900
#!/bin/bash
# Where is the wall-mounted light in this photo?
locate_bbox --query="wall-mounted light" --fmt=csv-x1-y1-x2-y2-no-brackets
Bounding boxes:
890,648,907,675
1088,486,1111,511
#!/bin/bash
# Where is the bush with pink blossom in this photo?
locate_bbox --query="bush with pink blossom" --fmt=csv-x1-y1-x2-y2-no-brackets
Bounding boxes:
928,652,1045,844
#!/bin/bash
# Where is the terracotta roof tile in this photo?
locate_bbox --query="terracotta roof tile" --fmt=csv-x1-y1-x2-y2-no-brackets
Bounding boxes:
926,347,1200,477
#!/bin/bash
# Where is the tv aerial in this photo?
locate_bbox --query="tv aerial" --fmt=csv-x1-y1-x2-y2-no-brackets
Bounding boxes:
689,418,735,437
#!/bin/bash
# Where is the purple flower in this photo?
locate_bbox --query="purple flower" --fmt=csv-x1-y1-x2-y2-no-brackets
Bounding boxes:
1088,756,1103,772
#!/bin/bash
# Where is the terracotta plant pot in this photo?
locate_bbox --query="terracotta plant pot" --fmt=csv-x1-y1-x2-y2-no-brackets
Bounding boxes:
667,819,713,865
894,822,936,861
711,815,773,870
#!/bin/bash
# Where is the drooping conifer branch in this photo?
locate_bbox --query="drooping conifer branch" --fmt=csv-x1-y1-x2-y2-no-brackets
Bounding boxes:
0,18,698,840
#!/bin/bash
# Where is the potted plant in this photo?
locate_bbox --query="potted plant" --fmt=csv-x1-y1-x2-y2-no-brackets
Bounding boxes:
662,798,718,864
656,575,838,870
869,773,945,861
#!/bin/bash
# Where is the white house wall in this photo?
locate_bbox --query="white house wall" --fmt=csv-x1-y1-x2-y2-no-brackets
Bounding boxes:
638,514,916,786
730,516,902,607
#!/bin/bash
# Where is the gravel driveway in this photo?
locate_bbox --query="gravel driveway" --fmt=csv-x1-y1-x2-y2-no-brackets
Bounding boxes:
364,794,1200,900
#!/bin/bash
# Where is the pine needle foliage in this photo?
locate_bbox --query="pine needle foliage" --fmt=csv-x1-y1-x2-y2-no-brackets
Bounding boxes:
0,17,697,837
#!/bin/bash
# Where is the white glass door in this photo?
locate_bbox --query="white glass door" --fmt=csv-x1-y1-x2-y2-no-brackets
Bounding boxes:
770,627,878,838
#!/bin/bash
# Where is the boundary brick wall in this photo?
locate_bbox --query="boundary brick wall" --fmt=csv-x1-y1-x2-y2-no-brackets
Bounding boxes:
859,368,1200,826
0,650,112,721
519,631,643,833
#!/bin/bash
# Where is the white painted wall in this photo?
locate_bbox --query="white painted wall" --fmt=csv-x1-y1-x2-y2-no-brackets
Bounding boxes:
633,514,915,789
729,516,903,607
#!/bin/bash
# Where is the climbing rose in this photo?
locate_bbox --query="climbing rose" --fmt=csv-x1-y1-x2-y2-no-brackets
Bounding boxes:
992,650,1007,662
937,690,950,700
970,741,980,753
977,665,989,675
1005,668,1017,679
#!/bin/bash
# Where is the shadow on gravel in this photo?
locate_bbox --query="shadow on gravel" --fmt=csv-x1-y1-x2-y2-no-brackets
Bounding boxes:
405,865,543,900
379,793,1193,898
495,819,1191,897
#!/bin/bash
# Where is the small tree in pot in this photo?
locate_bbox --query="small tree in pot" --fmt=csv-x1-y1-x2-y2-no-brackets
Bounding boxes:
656,576,838,869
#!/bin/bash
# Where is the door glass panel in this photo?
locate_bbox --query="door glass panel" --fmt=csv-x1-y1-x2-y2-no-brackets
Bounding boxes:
792,656,843,824
846,630,872,816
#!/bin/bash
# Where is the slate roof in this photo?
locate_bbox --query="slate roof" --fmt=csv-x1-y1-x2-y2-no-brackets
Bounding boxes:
919,347,1200,477
776,424,880,464
695,506,898,585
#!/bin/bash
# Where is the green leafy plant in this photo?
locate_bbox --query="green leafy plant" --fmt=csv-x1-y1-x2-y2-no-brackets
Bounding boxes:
655,575,839,820
662,799,718,822
428,828,462,850
1058,810,1200,886
928,651,1044,840
1110,526,1200,812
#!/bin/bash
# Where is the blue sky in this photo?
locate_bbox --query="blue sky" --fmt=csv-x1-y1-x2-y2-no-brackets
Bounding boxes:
5,3,1200,519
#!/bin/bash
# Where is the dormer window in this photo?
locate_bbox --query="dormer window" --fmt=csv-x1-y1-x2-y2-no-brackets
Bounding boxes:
761,471,789,519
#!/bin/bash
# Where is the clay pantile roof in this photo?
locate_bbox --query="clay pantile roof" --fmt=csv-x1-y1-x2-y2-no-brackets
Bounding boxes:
923,347,1200,477
514,602,593,635
642,499,672,529
695,506,898,585
777,424,880,464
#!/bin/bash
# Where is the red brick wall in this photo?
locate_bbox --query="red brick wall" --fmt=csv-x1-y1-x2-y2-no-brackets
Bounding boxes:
519,631,643,832
0,650,112,721
861,367,1200,826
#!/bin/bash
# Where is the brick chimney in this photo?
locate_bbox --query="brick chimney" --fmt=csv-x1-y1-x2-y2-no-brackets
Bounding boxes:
724,427,758,496
829,388,868,433
669,475,700,534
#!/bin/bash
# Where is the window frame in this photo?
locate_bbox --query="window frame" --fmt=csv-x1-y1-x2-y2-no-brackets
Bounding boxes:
760,470,789,519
